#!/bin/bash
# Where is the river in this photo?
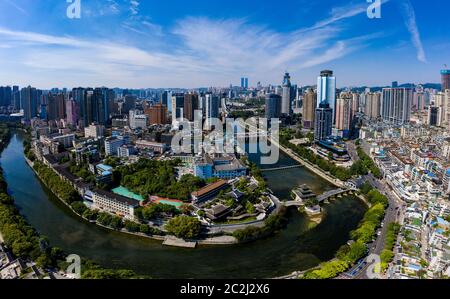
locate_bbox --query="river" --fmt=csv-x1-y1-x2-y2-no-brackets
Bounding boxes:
0,131,367,278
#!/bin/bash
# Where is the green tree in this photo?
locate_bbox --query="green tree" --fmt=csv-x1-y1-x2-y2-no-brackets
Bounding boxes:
165,216,201,239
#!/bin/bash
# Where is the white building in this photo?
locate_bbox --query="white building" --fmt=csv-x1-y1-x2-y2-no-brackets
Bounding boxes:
84,123,105,139
129,110,148,129
92,189,139,220
105,136,127,156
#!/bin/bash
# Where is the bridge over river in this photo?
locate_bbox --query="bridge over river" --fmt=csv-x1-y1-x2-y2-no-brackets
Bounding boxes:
283,188,357,207
261,165,303,172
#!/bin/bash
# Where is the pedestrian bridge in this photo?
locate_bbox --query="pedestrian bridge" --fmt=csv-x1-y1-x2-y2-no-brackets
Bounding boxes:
261,165,303,172
283,188,356,207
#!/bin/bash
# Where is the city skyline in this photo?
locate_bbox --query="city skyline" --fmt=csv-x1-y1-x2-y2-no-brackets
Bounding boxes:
0,0,449,89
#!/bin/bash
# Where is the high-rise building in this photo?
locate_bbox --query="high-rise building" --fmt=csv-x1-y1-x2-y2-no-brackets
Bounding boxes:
161,91,172,112
364,92,381,120
351,93,359,119
413,91,428,111
427,106,442,127
281,72,292,116
381,88,413,124
122,94,136,114
265,94,282,119
171,93,185,124
0,86,12,107
317,70,336,122
66,99,78,126
47,93,66,121
79,88,112,127
314,103,333,142
12,86,20,110
146,103,168,125
205,94,220,128
184,93,199,122
302,89,317,129
21,86,39,121
335,93,352,135
441,69,450,91
445,90,450,125
241,77,249,89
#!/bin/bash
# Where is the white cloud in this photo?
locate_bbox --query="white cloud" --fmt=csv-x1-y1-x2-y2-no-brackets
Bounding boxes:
129,0,140,15
397,0,427,63
0,2,387,88
3,0,27,15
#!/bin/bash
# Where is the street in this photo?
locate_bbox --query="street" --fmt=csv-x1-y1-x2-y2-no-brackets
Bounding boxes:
352,174,405,279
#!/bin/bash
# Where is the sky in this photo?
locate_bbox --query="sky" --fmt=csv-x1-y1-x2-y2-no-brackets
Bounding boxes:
0,0,449,89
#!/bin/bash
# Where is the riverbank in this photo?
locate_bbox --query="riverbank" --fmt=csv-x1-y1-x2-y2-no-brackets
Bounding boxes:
25,155,261,246
4,132,367,278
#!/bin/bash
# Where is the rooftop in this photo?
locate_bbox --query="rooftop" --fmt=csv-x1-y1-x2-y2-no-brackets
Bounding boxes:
192,180,228,198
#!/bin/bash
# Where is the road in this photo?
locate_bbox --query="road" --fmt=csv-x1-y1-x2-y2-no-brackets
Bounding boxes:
352,174,405,279
346,141,359,162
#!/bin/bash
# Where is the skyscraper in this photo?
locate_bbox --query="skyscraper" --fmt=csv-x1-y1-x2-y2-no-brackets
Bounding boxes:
205,94,220,127
281,72,292,116
351,93,359,119
66,99,78,126
161,91,172,112
47,93,66,121
21,86,39,121
184,93,199,122
381,88,413,124
335,93,352,135
241,77,249,89
0,86,12,107
79,88,112,127
72,88,87,127
314,103,333,142
364,92,381,120
171,93,185,124
12,86,20,110
441,69,450,91
317,70,336,122
427,106,441,127
302,89,317,129
265,94,282,119
122,94,136,114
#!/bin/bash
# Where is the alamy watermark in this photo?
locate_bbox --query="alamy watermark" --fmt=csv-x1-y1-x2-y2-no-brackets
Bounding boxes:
366,254,382,279
66,254,81,279
66,0,81,19
172,115,280,165
367,0,382,19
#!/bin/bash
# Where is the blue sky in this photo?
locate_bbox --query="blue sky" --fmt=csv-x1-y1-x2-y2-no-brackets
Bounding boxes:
0,0,448,89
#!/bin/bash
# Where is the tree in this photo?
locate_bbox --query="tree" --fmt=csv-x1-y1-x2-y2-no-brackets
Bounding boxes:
109,216,123,230
71,201,88,215
165,216,201,239
139,224,150,234
124,220,140,232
